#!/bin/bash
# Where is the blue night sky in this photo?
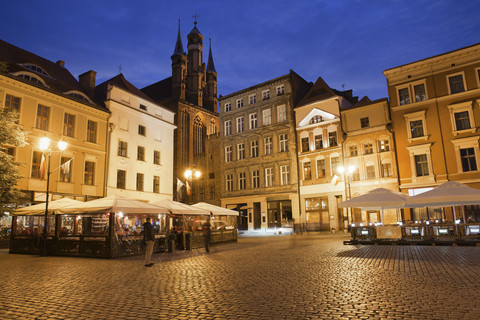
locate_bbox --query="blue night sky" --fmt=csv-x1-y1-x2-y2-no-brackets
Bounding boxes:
2,0,480,103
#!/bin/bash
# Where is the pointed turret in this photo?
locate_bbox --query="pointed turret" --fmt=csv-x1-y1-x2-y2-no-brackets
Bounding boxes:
173,20,184,55
206,39,216,73
171,19,187,100
186,21,204,106
205,38,218,111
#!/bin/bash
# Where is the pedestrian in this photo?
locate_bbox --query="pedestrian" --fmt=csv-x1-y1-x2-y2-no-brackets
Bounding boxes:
203,216,211,253
143,217,155,267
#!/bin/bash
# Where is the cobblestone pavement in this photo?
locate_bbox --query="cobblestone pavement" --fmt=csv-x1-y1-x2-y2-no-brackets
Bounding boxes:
1,234,480,320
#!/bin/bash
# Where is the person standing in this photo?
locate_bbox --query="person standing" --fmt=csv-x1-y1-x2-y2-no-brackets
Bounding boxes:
203,216,211,253
143,217,155,267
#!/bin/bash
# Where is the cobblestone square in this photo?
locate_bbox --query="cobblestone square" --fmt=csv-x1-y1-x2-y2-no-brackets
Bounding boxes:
1,234,479,319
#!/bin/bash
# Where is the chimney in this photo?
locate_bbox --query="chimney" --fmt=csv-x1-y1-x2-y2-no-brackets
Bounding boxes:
79,70,96,97
56,60,65,67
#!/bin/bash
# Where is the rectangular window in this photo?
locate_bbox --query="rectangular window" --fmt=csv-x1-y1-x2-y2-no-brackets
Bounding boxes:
153,176,160,193
225,103,231,112
277,105,286,122
87,120,97,143
236,99,244,108
249,113,258,129
328,131,337,147
448,74,465,94
382,163,393,177
139,104,147,111
237,143,245,160
251,140,259,158
252,170,260,188
331,157,339,176
280,165,290,185
364,143,373,154
63,113,75,137
264,137,272,155
454,111,471,131
5,94,21,111
303,162,312,180
138,125,146,136
226,174,233,191
236,117,244,133
6,147,15,157
414,83,426,102
360,117,369,128
410,120,424,138
315,135,323,150
239,172,246,190
262,90,270,100
249,94,256,104
153,150,161,165
117,170,126,189
414,154,429,177
137,146,145,161
460,148,477,172
265,168,273,187
263,108,271,126
59,157,72,182
379,140,390,152
36,104,50,130
84,161,95,185
349,145,358,156
279,134,288,152
136,173,144,191
398,87,410,105
210,187,215,199
317,159,326,178
31,151,42,179
224,120,232,136
277,85,285,96
301,137,309,152
225,146,232,162
118,141,128,157
366,165,376,179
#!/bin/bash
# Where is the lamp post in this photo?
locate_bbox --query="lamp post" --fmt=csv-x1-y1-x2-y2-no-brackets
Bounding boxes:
184,167,201,204
338,164,356,228
39,137,67,256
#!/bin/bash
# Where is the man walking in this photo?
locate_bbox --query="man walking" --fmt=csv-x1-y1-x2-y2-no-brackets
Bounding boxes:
143,217,155,267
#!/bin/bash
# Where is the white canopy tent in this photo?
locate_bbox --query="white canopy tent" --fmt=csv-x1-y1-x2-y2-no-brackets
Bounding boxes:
57,195,170,215
13,198,82,216
192,202,239,216
408,181,480,221
151,199,210,215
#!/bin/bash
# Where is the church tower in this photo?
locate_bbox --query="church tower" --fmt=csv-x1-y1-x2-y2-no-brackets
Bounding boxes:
186,21,204,106
205,39,218,111
171,20,187,100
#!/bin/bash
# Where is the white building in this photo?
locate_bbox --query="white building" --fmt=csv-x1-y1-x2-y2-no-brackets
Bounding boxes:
96,74,176,202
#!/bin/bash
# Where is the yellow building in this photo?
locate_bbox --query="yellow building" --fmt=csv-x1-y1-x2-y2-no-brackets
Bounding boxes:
341,97,400,226
0,40,109,205
384,42,480,222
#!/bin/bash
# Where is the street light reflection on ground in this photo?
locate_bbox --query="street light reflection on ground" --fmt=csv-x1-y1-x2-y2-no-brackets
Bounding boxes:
39,137,67,256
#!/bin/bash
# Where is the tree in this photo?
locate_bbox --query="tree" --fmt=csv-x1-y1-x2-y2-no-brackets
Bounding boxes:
0,107,28,210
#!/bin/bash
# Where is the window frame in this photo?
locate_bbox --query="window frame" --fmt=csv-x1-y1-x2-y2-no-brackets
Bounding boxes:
263,108,271,126
447,72,467,95
117,169,126,189
265,167,274,187
451,137,480,173
236,117,244,133
36,104,50,131
63,113,75,138
224,120,232,136
447,101,476,135
395,79,428,106
225,146,232,162
264,137,273,155
404,111,428,142
249,94,256,105
237,143,245,160
137,146,145,161
250,140,259,158
249,113,258,130
136,173,144,191
236,99,244,108
153,150,161,165
225,102,231,112
84,161,95,185
280,165,289,185
118,141,128,157
86,120,98,144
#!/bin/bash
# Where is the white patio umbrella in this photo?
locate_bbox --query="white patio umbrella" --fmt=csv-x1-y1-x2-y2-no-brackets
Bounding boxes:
57,195,170,215
408,181,480,221
338,188,410,223
150,199,210,215
13,198,82,216
192,202,239,216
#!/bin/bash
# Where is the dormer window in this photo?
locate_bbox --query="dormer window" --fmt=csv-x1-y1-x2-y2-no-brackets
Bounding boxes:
15,72,47,87
310,115,323,124
21,64,48,76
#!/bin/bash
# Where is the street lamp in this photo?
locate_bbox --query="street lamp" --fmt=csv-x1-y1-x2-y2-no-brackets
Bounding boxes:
39,137,67,256
184,167,201,204
338,165,356,228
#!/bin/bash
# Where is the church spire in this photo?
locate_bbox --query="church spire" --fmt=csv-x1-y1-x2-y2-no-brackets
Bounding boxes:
206,38,216,73
173,19,184,55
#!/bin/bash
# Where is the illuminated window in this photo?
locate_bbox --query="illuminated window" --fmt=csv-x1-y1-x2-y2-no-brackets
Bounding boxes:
379,140,390,152
303,161,311,180
328,131,337,147
317,159,326,178
315,135,323,150
84,161,95,185
265,168,273,187
310,115,323,124
331,157,339,176
60,157,72,182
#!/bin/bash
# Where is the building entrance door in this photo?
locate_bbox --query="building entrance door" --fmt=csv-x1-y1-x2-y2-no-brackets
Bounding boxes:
253,202,261,229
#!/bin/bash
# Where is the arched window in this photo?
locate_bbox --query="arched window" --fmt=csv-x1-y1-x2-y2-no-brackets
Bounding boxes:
182,110,190,165
193,115,205,156
14,72,47,87
310,115,323,124
21,63,48,76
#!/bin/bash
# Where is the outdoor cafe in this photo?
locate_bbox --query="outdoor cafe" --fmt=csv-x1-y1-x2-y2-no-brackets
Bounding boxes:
9,196,238,258
341,182,480,245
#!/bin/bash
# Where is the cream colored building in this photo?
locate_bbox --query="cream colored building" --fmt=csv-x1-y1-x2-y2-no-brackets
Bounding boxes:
95,74,176,202
295,77,356,232
219,71,311,231
0,40,109,204
384,42,480,222
341,98,399,226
